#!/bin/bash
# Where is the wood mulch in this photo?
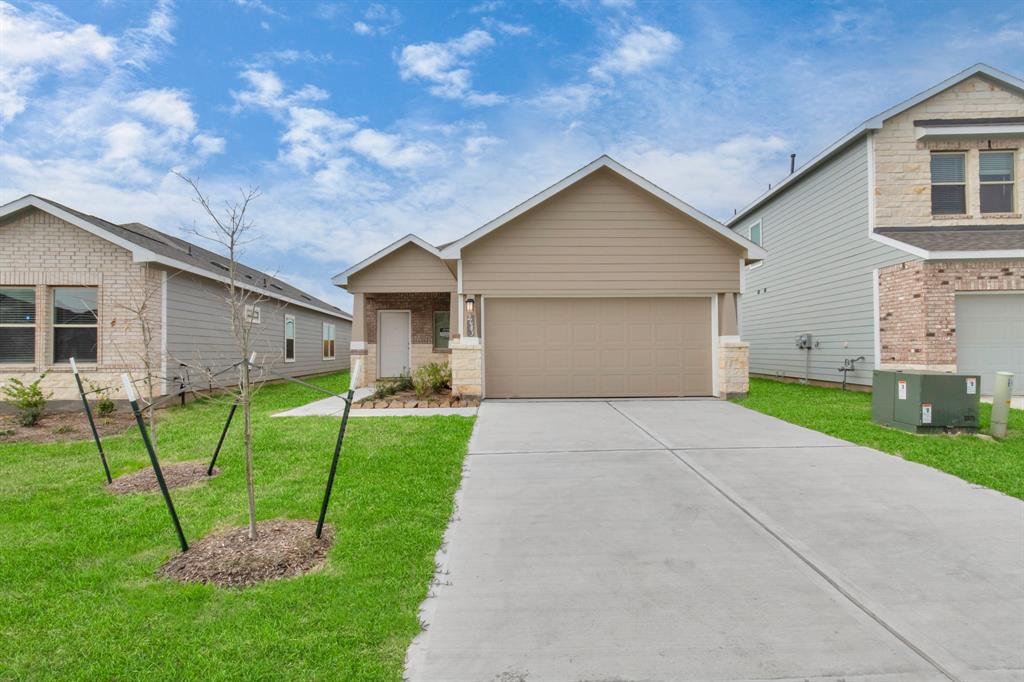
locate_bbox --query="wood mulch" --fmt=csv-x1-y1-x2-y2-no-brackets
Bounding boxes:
0,410,138,444
107,460,218,494
158,519,334,588
354,388,480,409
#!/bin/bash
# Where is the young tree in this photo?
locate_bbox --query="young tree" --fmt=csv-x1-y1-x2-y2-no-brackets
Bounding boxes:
175,172,264,540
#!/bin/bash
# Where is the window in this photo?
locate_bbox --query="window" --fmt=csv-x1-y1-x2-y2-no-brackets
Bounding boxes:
433,311,450,349
284,314,296,362
980,151,1015,213
0,287,36,364
746,220,763,269
322,322,335,360
53,287,98,363
931,152,966,215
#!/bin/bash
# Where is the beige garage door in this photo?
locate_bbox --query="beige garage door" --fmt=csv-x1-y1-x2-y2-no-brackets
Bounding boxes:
484,297,712,398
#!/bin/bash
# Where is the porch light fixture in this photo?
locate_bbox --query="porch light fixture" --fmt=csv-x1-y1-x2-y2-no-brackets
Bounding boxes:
465,297,477,337
466,297,475,315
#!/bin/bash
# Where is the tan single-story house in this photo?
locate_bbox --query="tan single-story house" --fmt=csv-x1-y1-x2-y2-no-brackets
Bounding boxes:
333,156,765,399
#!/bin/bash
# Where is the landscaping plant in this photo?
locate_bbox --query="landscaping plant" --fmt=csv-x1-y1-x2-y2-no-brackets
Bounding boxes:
2,373,51,427
412,362,452,398
85,379,116,417
370,373,414,401
177,171,265,541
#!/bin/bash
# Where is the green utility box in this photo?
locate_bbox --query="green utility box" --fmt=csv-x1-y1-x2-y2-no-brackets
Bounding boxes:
872,369,981,434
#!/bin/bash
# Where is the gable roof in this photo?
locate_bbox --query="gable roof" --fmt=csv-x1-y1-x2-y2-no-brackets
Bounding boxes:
727,63,1024,226
439,155,766,261
331,234,442,286
0,195,351,320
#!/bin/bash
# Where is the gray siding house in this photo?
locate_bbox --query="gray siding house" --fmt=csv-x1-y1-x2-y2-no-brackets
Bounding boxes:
728,64,1024,394
0,195,351,400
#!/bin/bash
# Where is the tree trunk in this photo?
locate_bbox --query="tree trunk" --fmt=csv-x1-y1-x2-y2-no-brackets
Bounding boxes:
241,362,257,540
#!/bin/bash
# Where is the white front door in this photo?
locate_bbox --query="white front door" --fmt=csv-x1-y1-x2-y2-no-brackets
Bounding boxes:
378,310,411,378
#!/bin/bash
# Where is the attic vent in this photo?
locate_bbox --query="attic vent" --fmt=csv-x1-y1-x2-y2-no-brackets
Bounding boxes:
270,284,284,291
244,273,253,279
301,294,311,301
210,261,230,272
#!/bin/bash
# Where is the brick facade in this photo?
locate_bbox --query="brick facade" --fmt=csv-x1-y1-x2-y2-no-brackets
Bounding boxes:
353,292,451,387
878,258,1024,369
1,208,163,400
873,75,1024,228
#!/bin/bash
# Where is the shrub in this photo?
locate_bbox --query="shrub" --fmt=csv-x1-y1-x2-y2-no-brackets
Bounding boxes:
85,379,116,416
412,362,452,398
369,372,414,401
2,373,52,427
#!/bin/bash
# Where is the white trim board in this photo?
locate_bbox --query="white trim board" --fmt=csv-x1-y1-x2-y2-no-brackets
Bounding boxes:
1,195,350,321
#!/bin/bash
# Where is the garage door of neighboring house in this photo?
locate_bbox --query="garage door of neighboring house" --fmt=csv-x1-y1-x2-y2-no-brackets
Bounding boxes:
955,293,1024,395
484,297,712,398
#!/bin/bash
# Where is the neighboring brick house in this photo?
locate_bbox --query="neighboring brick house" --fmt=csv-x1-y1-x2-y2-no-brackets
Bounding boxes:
0,195,351,401
333,157,764,400
727,64,1024,395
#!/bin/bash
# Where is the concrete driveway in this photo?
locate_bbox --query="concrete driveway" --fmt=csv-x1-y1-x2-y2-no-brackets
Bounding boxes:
406,400,1024,682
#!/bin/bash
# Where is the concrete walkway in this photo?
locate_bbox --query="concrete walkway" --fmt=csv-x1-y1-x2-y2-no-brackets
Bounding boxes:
406,399,1024,682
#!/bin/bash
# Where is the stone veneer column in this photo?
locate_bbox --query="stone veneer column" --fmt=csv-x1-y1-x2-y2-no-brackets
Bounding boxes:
718,339,749,399
349,293,369,387
450,337,482,398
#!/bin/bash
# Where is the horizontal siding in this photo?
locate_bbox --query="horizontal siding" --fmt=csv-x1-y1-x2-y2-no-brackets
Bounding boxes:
166,272,351,387
347,243,455,293
737,139,913,387
463,168,743,295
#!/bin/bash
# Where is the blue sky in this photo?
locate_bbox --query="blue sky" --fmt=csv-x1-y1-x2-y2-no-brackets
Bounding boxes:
1,0,1022,310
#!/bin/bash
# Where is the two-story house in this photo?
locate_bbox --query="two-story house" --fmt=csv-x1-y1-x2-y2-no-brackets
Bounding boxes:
728,64,1024,395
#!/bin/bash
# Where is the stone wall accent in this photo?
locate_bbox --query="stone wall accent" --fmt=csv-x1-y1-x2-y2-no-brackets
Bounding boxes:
450,339,482,398
0,208,164,400
873,75,1024,228
878,258,1024,370
718,339,749,399
363,292,450,344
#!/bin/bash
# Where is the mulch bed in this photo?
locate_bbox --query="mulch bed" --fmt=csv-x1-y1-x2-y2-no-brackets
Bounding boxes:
107,460,218,494
354,387,479,409
0,410,137,444
158,519,334,588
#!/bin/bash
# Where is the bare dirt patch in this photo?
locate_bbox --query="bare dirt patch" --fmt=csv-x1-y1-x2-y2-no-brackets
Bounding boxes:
0,410,137,445
107,460,218,494
158,519,334,588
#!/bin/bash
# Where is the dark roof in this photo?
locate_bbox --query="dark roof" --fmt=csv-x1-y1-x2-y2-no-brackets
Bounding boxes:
875,225,1024,252
14,195,350,319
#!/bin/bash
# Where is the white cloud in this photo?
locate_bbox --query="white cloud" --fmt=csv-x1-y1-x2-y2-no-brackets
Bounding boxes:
232,69,328,111
0,1,116,122
469,0,503,12
481,17,532,36
397,29,505,105
126,89,196,131
193,133,226,157
530,83,604,114
352,3,400,36
599,0,634,7
280,105,359,170
119,0,175,68
232,0,283,17
590,24,680,80
349,129,439,168
463,134,502,156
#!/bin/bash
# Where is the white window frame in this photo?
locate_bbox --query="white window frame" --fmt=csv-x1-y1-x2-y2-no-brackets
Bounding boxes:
746,220,763,269
0,286,36,365
930,151,967,216
284,314,296,363
52,286,99,364
322,322,335,360
979,150,1016,214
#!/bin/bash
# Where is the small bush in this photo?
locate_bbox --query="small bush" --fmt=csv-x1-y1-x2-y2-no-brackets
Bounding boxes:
2,373,52,427
412,362,452,398
85,379,116,416
369,372,414,401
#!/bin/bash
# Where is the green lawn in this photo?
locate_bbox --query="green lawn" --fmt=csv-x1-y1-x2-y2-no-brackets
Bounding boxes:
734,377,1024,500
0,372,475,680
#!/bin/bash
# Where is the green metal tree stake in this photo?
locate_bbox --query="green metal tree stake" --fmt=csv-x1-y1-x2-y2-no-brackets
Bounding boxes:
207,399,238,476
122,374,188,552
71,358,112,484
316,359,362,539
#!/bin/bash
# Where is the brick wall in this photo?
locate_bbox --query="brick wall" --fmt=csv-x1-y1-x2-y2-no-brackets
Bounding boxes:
0,208,164,399
873,75,1024,228
879,258,1024,368
364,292,450,344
